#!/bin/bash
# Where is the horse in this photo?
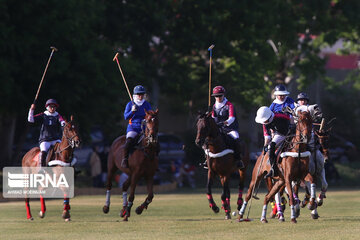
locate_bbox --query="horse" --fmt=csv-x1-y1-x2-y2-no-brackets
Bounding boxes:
195,111,249,220
300,117,334,214
239,109,315,223
21,116,80,221
103,109,159,221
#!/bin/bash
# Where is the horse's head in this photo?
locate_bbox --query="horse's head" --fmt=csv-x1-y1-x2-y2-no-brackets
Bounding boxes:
144,109,159,145
315,118,334,162
195,111,216,147
62,115,81,148
294,110,313,144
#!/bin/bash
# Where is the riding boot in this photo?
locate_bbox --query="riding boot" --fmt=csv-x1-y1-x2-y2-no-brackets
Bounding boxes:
40,151,48,167
264,142,277,178
201,159,208,169
121,137,134,168
234,139,245,170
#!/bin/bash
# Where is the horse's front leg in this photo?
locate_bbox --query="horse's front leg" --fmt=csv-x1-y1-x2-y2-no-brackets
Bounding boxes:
237,168,246,211
39,195,46,218
62,195,71,221
262,178,285,223
305,173,317,210
285,178,297,223
317,168,328,207
25,198,33,220
135,176,154,215
103,163,117,214
123,174,139,221
207,169,219,213
220,177,231,220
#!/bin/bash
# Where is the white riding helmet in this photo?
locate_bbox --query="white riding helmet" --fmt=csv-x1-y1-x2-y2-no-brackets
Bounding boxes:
255,106,274,124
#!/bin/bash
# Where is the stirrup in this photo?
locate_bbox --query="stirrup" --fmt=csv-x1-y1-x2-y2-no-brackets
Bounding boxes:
264,169,274,178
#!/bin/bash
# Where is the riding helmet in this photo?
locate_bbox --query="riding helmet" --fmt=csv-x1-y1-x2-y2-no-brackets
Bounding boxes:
273,84,290,96
133,85,146,95
296,92,309,102
211,86,225,96
45,99,59,108
255,106,274,124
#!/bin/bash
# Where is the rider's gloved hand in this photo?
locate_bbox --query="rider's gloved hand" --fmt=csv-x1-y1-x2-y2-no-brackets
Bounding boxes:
131,105,137,112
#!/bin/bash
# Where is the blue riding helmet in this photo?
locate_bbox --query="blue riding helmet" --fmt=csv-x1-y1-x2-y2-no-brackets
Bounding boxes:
296,92,309,102
273,84,290,96
45,99,59,108
133,85,146,95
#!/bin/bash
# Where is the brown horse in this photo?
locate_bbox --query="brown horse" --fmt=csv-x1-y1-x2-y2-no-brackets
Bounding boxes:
103,109,159,221
239,110,314,223
195,112,249,220
22,116,80,221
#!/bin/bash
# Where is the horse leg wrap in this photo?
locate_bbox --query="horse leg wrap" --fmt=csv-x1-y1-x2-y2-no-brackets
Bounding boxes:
40,196,46,213
105,190,111,207
239,201,247,216
122,192,128,206
25,199,32,219
310,183,316,199
237,190,243,206
261,205,267,220
290,205,295,219
63,199,70,211
207,194,215,208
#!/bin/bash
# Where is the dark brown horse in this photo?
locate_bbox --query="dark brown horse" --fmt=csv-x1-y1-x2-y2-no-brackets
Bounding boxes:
22,116,80,221
239,110,314,223
103,109,159,221
195,112,249,220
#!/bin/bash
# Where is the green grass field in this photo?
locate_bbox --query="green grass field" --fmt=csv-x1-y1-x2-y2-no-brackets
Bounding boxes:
1,188,359,240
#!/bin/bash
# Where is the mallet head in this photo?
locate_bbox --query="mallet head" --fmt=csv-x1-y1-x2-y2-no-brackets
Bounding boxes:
113,52,119,62
50,46,58,52
208,44,215,51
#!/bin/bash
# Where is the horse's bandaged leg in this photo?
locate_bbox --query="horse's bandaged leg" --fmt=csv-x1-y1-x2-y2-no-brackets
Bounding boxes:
274,192,282,213
310,183,316,199
290,205,295,219
105,190,111,207
122,191,128,206
261,204,267,220
239,201,247,215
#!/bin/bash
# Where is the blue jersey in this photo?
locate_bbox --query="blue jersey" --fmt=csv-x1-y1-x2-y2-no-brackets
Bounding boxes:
124,101,152,133
269,97,295,115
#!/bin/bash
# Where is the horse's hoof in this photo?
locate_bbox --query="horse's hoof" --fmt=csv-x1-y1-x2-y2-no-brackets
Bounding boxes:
135,206,144,215
103,205,109,214
62,210,70,219
278,213,285,222
39,211,45,218
261,218,268,223
291,218,297,224
123,216,128,222
27,217,34,221
311,213,319,219
301,198,309,208
225,213,231,220
120,207,126,218
64,218,71,222
317,198,323,207
269,211,276,219
212,206,219,213
308,201,317,211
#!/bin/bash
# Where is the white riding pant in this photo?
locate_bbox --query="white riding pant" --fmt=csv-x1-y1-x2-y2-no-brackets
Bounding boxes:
228,130,239,139
40,140,61,152
126,131,138,139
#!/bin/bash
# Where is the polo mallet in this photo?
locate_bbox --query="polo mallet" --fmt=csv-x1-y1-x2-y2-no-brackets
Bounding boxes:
33,46,58,104
244,150,267,221
208,44,215,110
113,52,133,102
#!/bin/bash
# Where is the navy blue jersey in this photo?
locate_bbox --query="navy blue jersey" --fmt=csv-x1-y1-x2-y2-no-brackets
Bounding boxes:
30,111,65,143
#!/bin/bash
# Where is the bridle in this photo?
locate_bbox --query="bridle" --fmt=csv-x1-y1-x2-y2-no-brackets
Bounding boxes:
141,115,158,147
55,122,80,155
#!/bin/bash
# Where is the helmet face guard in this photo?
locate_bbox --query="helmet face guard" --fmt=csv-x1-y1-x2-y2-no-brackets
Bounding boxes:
212,86,225,96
